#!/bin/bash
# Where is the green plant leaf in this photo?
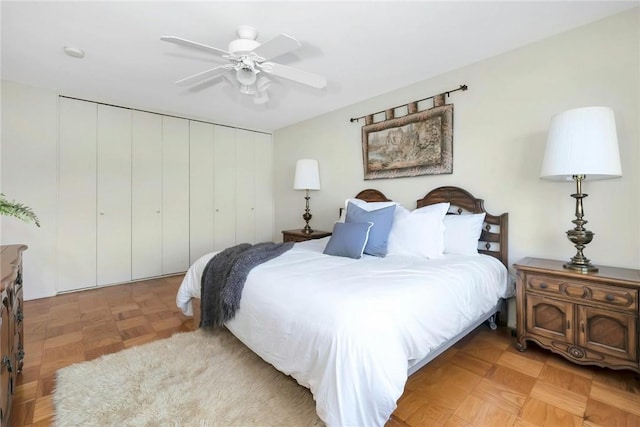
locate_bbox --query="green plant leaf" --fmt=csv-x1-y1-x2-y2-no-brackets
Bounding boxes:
0,193,40,227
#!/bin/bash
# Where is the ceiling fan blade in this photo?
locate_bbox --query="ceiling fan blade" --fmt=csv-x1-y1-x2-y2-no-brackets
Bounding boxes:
161,36,231,57
175,65,231,86
259,62,327,89
252,34,301,60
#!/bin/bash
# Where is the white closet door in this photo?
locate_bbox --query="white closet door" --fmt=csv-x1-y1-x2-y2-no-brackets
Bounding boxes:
189,121,215,264
58,98,98,292
253,133,274,242
234,129,256,244
132,111,162,280
162,116,190,274
213,126,236,250
96,104,132,286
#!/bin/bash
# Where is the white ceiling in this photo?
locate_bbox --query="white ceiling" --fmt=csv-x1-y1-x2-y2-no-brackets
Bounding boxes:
1,1,637,132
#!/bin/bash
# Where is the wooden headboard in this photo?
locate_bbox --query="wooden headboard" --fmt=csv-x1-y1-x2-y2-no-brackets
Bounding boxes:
417,186,508,267
353,186,509,267
354,189,392,202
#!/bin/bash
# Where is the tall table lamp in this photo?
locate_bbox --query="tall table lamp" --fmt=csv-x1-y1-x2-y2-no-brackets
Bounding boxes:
293,159,321,234
540,106,622,273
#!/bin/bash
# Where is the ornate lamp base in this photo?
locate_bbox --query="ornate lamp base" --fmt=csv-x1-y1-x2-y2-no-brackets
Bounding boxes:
564,260,598,273
563,175,598,273
301,190,313,234
564,262,598,273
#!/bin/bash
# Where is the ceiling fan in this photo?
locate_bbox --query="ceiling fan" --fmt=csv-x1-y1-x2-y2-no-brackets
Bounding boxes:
161,25,327,104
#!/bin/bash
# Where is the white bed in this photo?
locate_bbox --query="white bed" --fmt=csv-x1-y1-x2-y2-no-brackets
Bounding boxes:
176,186,511,427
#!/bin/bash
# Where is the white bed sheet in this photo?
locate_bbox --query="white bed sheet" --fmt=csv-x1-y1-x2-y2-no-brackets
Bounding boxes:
176,237,510,427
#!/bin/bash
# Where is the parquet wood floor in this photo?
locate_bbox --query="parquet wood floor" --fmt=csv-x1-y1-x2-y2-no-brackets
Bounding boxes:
12,275,640,427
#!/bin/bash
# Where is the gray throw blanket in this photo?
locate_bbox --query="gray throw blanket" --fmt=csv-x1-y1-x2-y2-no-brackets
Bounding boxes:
200,241,294,328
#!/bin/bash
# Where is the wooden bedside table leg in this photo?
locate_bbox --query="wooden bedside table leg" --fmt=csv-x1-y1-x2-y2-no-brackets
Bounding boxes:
516,338,528,352
515,270,527,351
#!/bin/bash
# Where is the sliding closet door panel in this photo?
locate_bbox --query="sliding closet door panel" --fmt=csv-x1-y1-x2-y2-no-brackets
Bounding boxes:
58,98,98,292
97,104,132,286
162,116,190,274
213,126,236,250
132,111,162,280
235,129,256,244
254,133,274,242
189,121,215,264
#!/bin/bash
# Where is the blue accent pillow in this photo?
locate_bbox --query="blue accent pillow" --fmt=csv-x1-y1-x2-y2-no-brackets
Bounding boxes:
323,222,373,259
345,202,396,257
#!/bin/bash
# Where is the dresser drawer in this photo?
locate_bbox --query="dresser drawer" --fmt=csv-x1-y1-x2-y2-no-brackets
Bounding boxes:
283,234,307,243
527,274,638,311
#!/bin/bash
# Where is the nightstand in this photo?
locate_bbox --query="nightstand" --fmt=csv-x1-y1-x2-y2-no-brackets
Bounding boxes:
282,229,331,243
514,257,640,373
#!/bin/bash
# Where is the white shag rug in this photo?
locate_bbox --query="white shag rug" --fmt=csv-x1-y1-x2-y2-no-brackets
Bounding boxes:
53,328,323,426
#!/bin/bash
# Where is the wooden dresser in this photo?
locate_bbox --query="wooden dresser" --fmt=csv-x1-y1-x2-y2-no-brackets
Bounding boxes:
514,257,639,373
0,245,26,426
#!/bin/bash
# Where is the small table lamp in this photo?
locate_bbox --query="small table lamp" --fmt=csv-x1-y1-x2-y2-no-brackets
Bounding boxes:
293,159,321,234
540,106,622,273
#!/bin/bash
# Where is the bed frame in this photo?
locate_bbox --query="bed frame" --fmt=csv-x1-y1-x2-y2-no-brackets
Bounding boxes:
354,185,509,376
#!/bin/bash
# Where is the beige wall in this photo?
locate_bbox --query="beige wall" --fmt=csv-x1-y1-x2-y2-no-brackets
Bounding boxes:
1,81,59,299
273,8,640,271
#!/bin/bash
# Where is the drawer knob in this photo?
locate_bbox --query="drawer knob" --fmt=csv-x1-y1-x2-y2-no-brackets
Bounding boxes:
540,283,548,289
605,294,614,302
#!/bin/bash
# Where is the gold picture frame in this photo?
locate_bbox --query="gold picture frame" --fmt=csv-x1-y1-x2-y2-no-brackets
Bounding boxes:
361,104,453,180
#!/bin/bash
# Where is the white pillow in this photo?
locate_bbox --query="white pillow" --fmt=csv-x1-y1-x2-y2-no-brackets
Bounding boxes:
443,213,486,255
338,198,398,222
413,202,451,216
387,202,449,258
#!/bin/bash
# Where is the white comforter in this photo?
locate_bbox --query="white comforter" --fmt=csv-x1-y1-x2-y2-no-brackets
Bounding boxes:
176,238,509,427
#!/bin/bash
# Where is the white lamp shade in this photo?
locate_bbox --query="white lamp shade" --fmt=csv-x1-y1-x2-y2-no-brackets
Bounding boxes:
293,159,320,190
540,106,622,181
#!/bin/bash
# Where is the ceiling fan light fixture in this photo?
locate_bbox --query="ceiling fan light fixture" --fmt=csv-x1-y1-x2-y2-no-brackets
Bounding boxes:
162,25,326,103
236,68,257,85
256,75,271,92
240,84,256,95
236,62,257,85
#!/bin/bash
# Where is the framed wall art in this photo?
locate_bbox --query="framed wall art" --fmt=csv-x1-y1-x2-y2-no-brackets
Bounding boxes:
361,99,453,180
